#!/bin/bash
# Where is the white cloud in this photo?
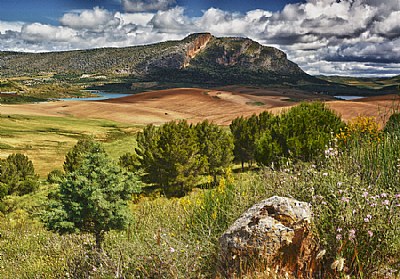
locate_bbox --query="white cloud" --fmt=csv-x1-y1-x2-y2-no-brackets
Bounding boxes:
21,23,77,43
60,7,120,31
122,0,176,12
0,20,24,34
117,11,154,26
149,7,189,32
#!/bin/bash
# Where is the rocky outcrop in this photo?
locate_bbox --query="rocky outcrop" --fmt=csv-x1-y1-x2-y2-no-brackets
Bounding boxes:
183,33,213,67
218,196,321,279
136,33,213,73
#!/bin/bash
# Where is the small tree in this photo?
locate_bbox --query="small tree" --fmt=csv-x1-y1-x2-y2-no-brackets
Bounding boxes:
156,121,203,196
230,112,275,170
230,116,253,170
0,153,39,196
44,141,141,250
255,129,282,166
136,124,161,185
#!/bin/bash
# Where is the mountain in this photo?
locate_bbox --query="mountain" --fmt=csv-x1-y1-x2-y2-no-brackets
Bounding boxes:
1,33,397,96
142,33,317,86
0,33,314,85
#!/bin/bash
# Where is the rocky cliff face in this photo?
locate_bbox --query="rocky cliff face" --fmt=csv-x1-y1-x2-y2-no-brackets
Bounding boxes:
188,36,304,75
138,33,213,72
140,33,306,81
183,33,213,67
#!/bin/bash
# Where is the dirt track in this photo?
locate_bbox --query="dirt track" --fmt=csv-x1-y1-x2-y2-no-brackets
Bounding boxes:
1,88,399,126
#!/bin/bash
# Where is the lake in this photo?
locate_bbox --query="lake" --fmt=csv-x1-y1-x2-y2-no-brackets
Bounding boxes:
60,92,131,101
334,95,366,100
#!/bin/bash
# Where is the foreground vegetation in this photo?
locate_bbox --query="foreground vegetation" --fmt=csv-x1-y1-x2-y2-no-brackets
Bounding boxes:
0,104,399,278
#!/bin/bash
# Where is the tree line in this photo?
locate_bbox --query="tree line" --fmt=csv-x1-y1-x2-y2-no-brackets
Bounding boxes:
230,102,344,169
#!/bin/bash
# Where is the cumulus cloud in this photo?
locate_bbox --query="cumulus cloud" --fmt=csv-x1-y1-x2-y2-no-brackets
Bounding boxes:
0,20,24,34
60,7,120,31
0,0,399,76
21,23,77,43
122,0,176,12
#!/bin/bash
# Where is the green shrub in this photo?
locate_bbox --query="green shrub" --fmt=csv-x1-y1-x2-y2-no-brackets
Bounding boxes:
278,102,344,161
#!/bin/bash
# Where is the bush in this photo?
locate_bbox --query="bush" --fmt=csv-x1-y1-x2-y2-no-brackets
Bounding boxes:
336,116,382,146
278,102,344,161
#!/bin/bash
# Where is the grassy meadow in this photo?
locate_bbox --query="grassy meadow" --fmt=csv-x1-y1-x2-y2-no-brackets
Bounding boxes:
0,109,399,278
0,114,140,176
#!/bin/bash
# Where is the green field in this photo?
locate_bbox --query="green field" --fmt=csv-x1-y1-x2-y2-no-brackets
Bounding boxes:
0,114,140,176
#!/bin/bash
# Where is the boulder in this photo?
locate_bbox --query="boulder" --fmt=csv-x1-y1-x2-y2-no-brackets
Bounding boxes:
218,196,321,278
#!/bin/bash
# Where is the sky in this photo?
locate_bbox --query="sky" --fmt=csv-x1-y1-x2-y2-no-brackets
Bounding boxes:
0,0,399,77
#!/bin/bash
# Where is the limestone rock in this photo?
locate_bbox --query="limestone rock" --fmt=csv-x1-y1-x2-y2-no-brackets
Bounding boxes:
218,196,320,278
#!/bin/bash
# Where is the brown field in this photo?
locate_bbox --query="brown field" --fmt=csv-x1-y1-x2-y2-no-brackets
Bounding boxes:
1,87,399,127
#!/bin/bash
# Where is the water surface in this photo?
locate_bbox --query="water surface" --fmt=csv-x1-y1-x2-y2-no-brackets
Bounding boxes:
334,95,365,100
60,92,131,101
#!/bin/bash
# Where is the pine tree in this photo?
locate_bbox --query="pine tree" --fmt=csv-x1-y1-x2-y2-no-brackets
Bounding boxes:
156,121,203,196
44,141,140,250
195,120,233,184
136,121,204,196
0,153,38,196
230,112,275,170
